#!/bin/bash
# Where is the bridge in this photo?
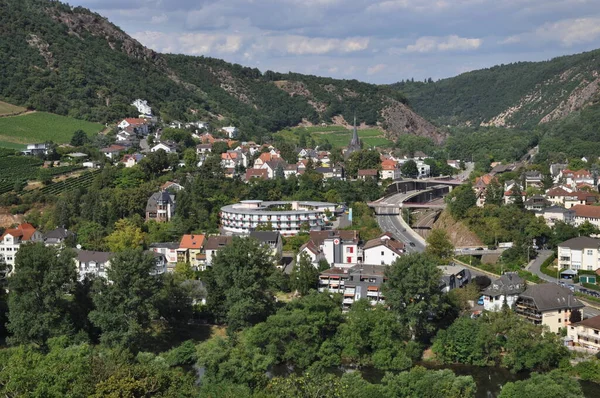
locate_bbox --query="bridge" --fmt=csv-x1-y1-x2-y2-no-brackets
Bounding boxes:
403,202,446,209
454,247,508,256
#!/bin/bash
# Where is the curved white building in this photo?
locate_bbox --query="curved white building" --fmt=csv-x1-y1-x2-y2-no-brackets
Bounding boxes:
220,200,337,236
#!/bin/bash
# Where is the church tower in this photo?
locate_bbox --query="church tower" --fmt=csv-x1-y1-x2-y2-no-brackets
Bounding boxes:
345,114,361,158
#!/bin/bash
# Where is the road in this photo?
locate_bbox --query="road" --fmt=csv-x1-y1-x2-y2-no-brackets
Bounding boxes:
376,192,426,253
526,250,600,318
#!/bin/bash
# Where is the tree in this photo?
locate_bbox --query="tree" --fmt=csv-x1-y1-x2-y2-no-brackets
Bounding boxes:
105,218,145,252
578,220,599,237
383,253,450,341
425,229,455,262
183,148,197,169
446,184,477,219
211,141,229,154
485,179,504,206
569,309,582,324
401,160,419,178
499,370,584,398
510,183,524,208
7,244,78,347
89,249,162,349
70,130,89,147
140,149,168,175
204,237,276,332
290,253,319,296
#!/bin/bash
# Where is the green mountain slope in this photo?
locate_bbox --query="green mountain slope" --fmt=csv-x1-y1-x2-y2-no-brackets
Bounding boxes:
392,50,600,129
0,0,443,142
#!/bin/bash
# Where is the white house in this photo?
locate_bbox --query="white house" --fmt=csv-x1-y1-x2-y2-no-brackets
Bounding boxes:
76,250,113,280
151,142,177,153
568,315,600,352
22,143,51,156
0,223,43,272
120,153,144,168
542,206,575,227
118,118,149,135
298,230,361,268
362,233,405,265
131,99,152,116
481,272,525,312
222,126,239,139
149,242,179,267
116,130,133,141
571,205,600,230
558,236,600,272
203,236,233,268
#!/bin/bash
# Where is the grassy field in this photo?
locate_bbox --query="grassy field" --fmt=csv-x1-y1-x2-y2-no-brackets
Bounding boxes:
0,101,26,116
0,141,26,151
0,112,103,144
275,126,394,149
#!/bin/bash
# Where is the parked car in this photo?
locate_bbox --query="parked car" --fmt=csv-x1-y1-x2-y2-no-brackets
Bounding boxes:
409,242,416,247
476,247,484,251
477,296,485,305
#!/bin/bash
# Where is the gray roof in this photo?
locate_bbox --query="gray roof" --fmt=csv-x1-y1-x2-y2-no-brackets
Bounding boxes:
146,191,175,213
44,227,72,241
204,235,233,251
543,206,573,214
558,236,600,250
250,231,281,244
519,284,584,312
483,272,525,296
77,250,113,264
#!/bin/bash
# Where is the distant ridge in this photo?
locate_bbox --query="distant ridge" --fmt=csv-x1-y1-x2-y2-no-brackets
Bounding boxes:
391,49,600,129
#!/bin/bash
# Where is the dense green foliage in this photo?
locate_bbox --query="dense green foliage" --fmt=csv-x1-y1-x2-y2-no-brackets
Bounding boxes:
499,370,584,398
445,127,537,170
392,49,600,128
537,101,600,160
433,312,569,372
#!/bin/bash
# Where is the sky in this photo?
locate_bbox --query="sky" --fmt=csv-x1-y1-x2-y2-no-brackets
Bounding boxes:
69,0,600,84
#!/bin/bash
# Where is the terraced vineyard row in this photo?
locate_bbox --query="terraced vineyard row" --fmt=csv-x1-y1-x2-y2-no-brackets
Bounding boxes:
0,156,44,194
39,170,100,195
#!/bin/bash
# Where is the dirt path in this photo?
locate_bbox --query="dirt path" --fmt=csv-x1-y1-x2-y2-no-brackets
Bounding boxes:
0,110,37,118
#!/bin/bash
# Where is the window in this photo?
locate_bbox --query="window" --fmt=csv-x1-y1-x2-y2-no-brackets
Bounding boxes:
347,256,351,263
588,250,594,255
381,251,384,256
558,319,561,323
346,247,354,254
558,309,561,313
594,330,599,335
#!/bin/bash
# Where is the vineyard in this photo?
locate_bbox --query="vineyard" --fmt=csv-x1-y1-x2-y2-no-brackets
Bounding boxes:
0,154,86,195
0,156,43,194
38,170,100,195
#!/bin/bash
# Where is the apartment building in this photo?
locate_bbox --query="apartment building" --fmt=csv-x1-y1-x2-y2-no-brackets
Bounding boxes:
568,315,600,351
515,284,584,334
0,223,43,271
298,230,361,267
557,236,600,272
318,264,386,311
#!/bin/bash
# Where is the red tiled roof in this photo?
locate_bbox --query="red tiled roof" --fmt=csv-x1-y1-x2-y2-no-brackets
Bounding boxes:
546,187,571,197
1,223,37,241
358,169,378,176
179,234,206,250
122,118,147,125
245,169,268,180
572,204,600,219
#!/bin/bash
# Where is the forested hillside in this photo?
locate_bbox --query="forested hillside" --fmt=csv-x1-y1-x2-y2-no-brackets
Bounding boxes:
392,50,600,129
0,0,442,142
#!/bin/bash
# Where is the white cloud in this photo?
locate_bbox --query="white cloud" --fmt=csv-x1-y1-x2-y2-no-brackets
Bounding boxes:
280,36,369,55
401,35,482,53
499,17,600,47
150,13,168,24
367,64,387,75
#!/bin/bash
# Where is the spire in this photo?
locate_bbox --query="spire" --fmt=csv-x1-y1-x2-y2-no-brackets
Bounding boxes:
345,111,361,159
350,113,360,147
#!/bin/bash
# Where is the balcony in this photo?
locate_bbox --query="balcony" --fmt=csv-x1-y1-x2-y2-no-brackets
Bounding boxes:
343,298,354,305
367,291,379,297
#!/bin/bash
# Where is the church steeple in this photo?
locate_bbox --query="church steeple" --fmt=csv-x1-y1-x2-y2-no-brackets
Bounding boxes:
345,113,361,158
350,114,359,147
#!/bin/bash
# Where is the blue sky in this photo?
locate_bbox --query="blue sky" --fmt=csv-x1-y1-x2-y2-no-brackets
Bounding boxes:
70,0,600,83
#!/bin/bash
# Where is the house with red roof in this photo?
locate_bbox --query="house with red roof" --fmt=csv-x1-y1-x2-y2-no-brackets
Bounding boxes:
118,118,149,135
245,168,268,181
177,234,206,269
559,169,593,188
380,159,400,180
0,223,43,271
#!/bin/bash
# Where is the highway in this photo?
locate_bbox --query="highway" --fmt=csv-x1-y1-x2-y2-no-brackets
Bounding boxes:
376,191,426,253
